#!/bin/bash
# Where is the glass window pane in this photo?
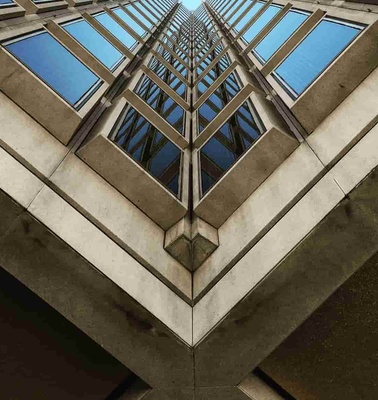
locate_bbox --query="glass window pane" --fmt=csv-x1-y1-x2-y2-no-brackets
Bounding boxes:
254,10,309,62
125,5,153,31
5,31,100,108
63,20,124,70
234,1,264,32
135,75,185,134
113,7,147,38
113,107,182,197
200,102,264,195
95,12,137,49
0,0,14,5
274,19,363,96
228,1,249,25
242,5,282,42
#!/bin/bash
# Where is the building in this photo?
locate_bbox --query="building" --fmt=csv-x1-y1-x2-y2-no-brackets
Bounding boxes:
0,0,377,398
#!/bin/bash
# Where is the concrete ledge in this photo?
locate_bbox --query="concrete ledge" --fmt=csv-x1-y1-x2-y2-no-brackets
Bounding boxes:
0,4,25,20
0,92,68,180
194,142,324,300
50,153,192,301
194,125,298,228
16,0,68,14
0,28,109,145
307,66,378,168
77,99,188,230
270,18,378,134
194,173,378,385
0,210,194,388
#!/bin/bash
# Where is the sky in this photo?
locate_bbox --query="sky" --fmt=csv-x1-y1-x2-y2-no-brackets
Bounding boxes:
181,0,203,10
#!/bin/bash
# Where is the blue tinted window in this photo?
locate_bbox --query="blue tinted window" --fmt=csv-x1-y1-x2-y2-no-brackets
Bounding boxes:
254,10,309,62
113,107,182,196
95,12,137,49
234,1,264,32
200,102,263,195
0,0,15,6
125,5,153,31
135,75,185,134
243,5,282,42
228,1,249,25
5,31,100,108
113,7,147,38
274,18,363,96
63,20,124,70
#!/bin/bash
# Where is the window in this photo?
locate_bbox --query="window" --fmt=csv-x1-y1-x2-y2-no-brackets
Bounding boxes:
233,1,265,32
228,1,250,26
200,102,264,194
0,0,15,7
125,4,153,31
4,31,101,109
198,73,241,132
112,106,182,197
135,75,185,135
94,12,138,50
253,10,309,63
273,18,363,97
242,4,282,43
113,7,147,38
63,20,125,71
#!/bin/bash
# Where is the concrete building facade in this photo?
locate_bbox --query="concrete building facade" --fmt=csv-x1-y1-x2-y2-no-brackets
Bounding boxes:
0,0,377,398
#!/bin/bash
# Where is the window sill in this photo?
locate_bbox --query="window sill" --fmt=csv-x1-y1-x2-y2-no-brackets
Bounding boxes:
0,4,25,20
77,98,189,230
0,25,108,145
193,92,299,228
17,0,68,14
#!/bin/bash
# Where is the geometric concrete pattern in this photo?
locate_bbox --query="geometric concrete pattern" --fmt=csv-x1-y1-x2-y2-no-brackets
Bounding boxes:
0,0,377,398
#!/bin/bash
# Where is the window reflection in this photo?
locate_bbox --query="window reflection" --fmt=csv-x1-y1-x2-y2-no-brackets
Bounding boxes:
274,18,363,97
149,56,187,99
0,0,15,6
242,4,282,43
112,106,182,197
198,72,241,132
94,12,138,50
114,7,148,38
200,102,264,195
5,31,101,109
135,75,185,135
63,19,125,71
253,10,309,63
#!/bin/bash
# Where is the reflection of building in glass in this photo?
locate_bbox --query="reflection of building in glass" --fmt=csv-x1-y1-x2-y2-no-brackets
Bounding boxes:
0,0,377,398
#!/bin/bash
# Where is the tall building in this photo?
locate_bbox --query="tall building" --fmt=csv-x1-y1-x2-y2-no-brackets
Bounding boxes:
0,0,377,398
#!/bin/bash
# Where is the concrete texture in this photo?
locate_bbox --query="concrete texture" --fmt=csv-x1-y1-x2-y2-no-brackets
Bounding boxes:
194,174,345,345
308,66,378,167
195,126,298,228
0,212,194,388
0,265,132,400
259,242,378,400
194,143,325,300
51,154,192,301
28,185,192,344
194,187,378,386
0,92,68,179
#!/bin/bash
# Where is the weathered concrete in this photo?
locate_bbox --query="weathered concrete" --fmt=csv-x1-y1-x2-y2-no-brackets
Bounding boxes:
0,92,68,179
28,185,192,344
50,154,192,301
194,173,378,386
308,66,378,168
0,212,194,388
194,142,324,300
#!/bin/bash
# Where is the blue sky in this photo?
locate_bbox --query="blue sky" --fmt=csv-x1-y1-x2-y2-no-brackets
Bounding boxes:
181,0,202,10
